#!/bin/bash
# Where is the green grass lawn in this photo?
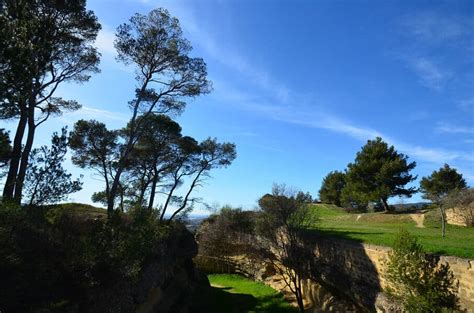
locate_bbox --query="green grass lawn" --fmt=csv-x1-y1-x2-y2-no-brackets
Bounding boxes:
309,204,474,259
201,274,297,313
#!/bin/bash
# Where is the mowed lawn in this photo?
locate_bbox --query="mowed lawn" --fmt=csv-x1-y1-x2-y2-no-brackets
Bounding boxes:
309,204,474,259
204,274,297,313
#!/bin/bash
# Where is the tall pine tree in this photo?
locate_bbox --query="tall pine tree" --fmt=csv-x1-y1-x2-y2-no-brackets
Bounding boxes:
345,137,417,212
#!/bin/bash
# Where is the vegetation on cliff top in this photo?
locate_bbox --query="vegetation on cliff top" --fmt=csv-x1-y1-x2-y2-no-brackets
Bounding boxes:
0,202,190,312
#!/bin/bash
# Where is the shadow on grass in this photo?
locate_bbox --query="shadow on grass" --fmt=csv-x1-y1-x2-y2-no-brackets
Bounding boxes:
192,285,298,313
304,228,384,241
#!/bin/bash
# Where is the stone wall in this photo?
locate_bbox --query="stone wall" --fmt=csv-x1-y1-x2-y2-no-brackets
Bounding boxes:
197,235,474,312
310,237,474,312
446,207,474,227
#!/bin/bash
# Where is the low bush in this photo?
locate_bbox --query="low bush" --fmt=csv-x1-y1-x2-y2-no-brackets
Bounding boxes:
384,230,459,312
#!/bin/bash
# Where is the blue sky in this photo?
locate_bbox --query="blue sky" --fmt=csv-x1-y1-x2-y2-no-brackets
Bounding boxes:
2,0,474,214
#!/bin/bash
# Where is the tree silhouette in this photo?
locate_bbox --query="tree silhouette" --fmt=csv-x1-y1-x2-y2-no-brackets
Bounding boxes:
1,0,100,203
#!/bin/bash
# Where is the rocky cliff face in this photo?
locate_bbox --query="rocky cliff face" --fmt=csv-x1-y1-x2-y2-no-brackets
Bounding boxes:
197,232,474,312
86,225,209,313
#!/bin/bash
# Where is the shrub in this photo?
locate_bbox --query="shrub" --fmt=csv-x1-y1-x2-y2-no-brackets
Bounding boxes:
384,230,459,312
0,203,170,312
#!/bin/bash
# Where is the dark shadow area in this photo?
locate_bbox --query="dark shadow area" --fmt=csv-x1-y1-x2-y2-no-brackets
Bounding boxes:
300,229,383,312
310,229,385,240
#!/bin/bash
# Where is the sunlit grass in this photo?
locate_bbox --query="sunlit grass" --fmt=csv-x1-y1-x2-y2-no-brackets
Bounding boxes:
310,204,474,259
204,274,297,313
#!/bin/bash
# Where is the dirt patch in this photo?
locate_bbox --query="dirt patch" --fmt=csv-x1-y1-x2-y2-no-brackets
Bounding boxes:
409,213,425,228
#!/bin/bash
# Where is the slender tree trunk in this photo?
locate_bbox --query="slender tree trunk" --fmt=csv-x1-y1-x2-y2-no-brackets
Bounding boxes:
294,280,305,313
381,197,391,213
148,167,158,211
440,206,446,238
160,166,183,221
107,166,124,215
106,78,151,214
2,109,27,200
13,102,36,204
161,179,179,221
168,166,206,222
296,294,304,313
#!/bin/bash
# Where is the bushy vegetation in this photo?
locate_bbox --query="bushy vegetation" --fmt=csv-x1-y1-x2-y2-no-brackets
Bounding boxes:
197,206,256,272
0,202,173,312
384,230,459,312
318,171,346,206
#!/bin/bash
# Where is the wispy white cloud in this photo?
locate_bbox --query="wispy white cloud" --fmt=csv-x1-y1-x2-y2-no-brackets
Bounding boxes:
400,12,470,44
139,0,290,103
408,57,449,91
232,98,474,165
436,122,474,135
60,106,128,125
397,11,473,91
458,98,474,111
95,27,116,57
141,1,474,173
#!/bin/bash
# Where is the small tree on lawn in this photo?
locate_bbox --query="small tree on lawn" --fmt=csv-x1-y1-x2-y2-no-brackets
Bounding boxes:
420,164,467,237
319,170,346,206
384,230,459,312
255,184,317,313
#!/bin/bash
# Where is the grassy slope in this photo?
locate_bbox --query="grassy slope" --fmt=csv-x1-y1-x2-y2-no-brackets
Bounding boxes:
310,204,474,259
205,274,297,313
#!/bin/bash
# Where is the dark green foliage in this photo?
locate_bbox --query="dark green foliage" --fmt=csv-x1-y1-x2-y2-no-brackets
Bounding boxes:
1,0,100,202
295,191,313,203
166,138,237,221
69,119,119,203
319,171,346,206
0,128,11,175
123,114,183,208
420,164,467,203
106,7,212,212
23,128,82,205
344,137,417,212
420,164,467,237
340,181,368,212
0,202,172,312
384,230,459,312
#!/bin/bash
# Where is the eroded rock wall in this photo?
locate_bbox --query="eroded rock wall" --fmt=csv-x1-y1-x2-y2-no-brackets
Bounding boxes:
197,235,474,312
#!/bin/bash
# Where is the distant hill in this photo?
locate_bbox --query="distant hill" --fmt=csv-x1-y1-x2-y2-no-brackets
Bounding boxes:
392,202,432,212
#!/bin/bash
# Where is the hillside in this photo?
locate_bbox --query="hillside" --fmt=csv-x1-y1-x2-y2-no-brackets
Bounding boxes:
310,204,474,259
